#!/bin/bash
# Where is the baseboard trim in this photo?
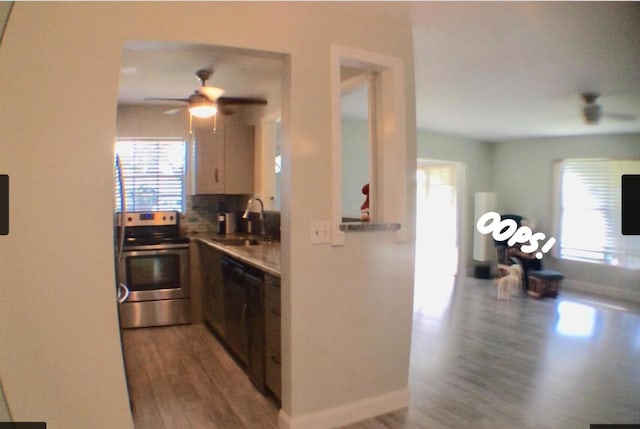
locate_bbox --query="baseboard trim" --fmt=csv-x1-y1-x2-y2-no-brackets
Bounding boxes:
562,278,640,304
278,388,409,429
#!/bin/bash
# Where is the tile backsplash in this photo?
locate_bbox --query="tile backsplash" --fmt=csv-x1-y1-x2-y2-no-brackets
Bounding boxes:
181,194,280,241
180,194,248,236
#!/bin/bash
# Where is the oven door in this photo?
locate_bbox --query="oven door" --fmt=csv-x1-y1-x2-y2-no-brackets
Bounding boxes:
117,244,190,302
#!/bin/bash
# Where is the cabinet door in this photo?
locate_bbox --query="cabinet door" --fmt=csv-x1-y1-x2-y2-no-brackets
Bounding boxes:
199,243,224,334
210,251,224,332
223,124,254,194
191,124,254,195
193,129,223,194
199,243,215,324
264,274,281,400
246,273,265,393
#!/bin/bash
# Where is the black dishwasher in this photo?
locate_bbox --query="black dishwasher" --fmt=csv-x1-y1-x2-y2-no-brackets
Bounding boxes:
221,255,265,392
221,256,247,363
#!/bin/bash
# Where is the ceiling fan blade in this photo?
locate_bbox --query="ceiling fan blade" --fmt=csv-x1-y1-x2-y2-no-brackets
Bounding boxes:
603,111,637,122
163,107,185,115
218,97,267,106
198,86,225,100
145,97,189,103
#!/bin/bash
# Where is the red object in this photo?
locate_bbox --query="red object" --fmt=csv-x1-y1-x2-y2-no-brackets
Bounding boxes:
360,183,370,210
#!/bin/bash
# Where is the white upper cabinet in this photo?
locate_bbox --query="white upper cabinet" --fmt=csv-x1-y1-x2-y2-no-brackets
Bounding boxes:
191,123,255,195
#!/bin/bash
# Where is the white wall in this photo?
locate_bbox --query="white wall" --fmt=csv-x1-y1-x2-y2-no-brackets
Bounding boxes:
493,134,640,300
418,130,640,301
417,129,494,273
116,104,190,139
0,3,415,428
0,383,10,422
0,5,10,421
0,2,11,38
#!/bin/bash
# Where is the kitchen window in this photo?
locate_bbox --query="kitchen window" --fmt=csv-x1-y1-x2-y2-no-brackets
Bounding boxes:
556,158,640,269
115,138,186,212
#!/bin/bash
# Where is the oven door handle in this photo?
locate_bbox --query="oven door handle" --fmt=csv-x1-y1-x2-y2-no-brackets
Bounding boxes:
117,283,130,303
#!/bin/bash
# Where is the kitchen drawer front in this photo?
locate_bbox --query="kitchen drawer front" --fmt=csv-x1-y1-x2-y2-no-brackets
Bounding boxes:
265,344,281,400
264,274,280,305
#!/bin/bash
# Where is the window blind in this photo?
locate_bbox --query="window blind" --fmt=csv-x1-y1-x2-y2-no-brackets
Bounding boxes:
115,139,186,213
558,158,640,269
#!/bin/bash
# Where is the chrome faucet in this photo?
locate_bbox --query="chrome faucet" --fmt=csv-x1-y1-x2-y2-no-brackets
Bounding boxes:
242,197,266,237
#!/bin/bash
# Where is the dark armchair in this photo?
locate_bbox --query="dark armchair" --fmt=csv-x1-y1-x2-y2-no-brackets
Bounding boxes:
493,213,564,298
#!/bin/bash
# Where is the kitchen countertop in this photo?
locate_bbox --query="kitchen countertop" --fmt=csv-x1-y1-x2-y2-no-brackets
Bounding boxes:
193,234,281,278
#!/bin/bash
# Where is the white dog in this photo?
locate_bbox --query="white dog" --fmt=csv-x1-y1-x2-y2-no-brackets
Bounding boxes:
496,264,523,300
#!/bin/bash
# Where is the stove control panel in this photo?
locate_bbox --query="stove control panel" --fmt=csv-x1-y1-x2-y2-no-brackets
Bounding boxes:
117,211,178,227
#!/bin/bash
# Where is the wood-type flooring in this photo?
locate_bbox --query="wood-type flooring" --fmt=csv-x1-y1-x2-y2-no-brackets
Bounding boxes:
122,324,279,429
122,276,640,428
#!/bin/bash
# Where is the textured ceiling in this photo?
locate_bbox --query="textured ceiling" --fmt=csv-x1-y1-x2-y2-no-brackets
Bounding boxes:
117,2,640,142
117,41,284,115
410,2,640,141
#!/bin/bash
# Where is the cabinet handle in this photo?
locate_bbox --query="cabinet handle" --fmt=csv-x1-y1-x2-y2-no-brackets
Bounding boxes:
241,303,247,328
270,308,281,317
215,168,219,183
270,355,281,366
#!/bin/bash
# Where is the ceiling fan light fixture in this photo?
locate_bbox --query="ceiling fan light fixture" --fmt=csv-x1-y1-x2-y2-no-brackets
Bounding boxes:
187,91,218,134
189,104,217,118
188,93,217,118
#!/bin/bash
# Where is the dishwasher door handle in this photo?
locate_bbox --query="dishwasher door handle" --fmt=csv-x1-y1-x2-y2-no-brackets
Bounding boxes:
117,283,130,303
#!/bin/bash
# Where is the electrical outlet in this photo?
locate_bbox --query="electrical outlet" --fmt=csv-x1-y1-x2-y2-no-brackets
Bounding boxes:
310,220,330,244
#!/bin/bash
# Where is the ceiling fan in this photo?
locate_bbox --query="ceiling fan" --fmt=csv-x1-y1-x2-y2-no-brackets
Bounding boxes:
147,68,268,121
581,92,636,125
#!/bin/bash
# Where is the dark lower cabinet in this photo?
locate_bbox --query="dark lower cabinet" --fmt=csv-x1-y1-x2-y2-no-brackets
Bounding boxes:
264,274,281,400
200,244,279,399
245,265,265,392
199,243,224,333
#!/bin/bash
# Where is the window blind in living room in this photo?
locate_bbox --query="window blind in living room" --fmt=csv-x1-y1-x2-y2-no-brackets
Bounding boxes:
558,158,640,269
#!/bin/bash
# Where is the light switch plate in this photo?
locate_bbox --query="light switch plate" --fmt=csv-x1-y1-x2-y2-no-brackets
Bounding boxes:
310,220,330,244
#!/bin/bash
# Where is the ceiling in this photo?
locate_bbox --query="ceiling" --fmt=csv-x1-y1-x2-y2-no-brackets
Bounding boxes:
118,2,640,143
118,41,284,116
410,2,640,141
